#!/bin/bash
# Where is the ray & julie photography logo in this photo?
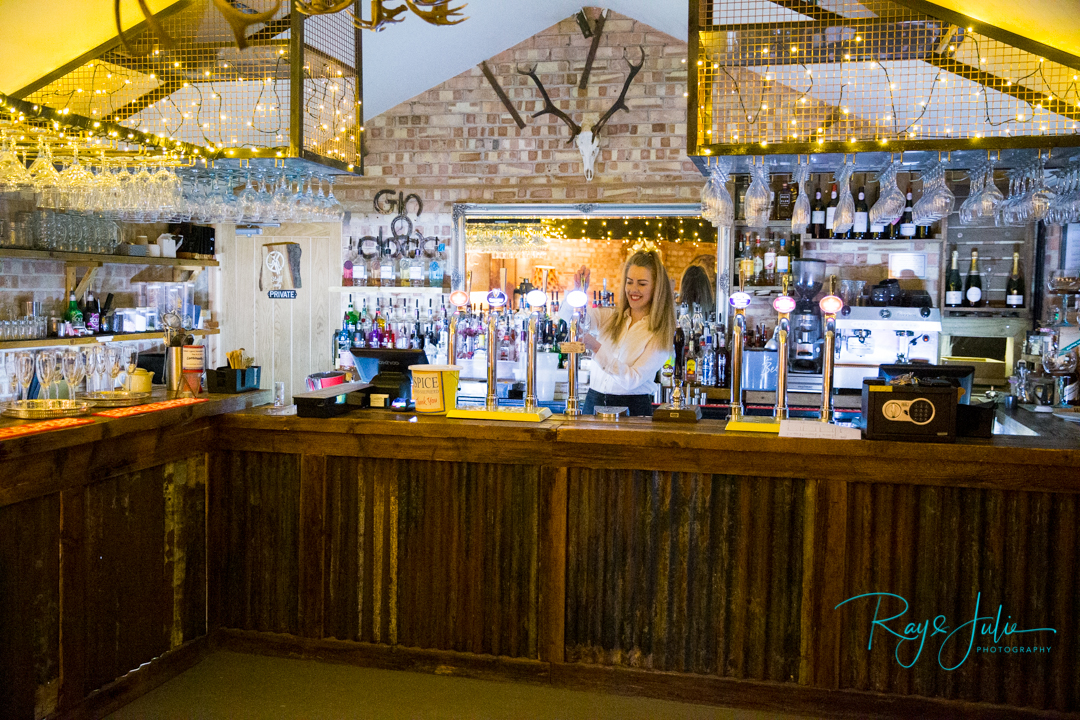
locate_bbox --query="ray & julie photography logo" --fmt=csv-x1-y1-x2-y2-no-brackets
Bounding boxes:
835,592,1057,670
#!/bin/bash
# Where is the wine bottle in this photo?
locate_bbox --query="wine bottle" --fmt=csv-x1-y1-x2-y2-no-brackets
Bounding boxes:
752,236,765,286
776,236,791,280
899,188,916,238
853,187,869,239
825,184,839,237
964,249,984,307
811,188,826,239
1006,251,1025,307
763,233,777,286
945,250,963,307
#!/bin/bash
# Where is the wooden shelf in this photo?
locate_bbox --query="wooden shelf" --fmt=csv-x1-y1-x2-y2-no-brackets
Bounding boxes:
0,328,219,350
0,249,218,268
330,285,446,295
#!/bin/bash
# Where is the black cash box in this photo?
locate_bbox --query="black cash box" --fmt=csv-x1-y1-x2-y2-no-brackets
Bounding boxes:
862,378,959,443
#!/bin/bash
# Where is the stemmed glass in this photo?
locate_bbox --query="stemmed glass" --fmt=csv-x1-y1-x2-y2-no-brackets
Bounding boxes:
1047,269,1080,326
16,351,34,403
35,350,56,401
832,161,855,235
123,345,139,391
911,162,955,228
744,159,771,228
82,347,99,393
93,344,108,392
63,349,86,399
325,176,345,221
870,162,905,228
105,345,123,391
790,159,811,235
3,352,19,402
701,158,734,228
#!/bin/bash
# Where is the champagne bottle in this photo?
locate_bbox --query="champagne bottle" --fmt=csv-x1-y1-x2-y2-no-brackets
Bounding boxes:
945,250,963,307
899,188,916,238
1006,251,1025,307
825,184,838,236
853,187,869,239
964,249,984,307
811,188,826,239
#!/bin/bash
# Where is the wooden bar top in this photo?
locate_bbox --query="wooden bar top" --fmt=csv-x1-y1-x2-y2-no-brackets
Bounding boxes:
0,389,271,462
217,404,1080,492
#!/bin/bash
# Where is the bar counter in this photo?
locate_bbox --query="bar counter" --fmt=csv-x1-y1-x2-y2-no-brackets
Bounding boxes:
2,401,1078,719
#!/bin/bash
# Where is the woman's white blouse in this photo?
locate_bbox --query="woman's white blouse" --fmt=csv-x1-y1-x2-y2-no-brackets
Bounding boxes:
579,307,672,396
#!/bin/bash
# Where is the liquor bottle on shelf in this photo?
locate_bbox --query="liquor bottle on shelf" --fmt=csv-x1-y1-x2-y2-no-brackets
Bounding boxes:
853,187,869,239
964,249,984,307
945,250,963,307
379,239,396,287
776,235,791,281
407,246,425,288
752,235,765,286
427,240,445,288
1006,251,1025,308
899,188,916,238
811,187,826,239
65,290,84,328
763,234,777,286
84,290,101,333
361,236,379,287
775,177,794,221
825,184,839,238
346,295,359,332
714,325,729,389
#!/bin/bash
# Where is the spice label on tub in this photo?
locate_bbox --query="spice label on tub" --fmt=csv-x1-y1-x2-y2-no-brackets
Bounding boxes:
182,345,205,372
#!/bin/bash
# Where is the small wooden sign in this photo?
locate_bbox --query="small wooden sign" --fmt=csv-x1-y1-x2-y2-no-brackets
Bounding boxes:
559,341,585,354
268,290,297,299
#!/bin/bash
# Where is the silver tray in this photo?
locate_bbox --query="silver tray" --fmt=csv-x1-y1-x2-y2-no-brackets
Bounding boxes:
78,390,153,407
2,399,92,419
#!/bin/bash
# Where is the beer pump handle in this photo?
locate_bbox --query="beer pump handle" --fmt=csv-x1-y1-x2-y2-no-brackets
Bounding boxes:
673,328,686,383
782,273,790,296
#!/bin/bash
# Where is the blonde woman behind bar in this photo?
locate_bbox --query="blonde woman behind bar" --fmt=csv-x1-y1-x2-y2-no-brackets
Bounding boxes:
564,249,676,416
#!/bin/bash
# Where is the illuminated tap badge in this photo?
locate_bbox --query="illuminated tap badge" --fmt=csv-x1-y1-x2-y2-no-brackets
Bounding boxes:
729,292,752,309
486,289,508,308
773,295,797,314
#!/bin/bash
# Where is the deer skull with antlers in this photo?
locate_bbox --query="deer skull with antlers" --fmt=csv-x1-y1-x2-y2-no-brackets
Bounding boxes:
518,47,644,181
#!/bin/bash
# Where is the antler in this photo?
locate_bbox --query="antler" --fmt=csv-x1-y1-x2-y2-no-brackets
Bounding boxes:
353,0,407,30
404,0,468,25
591,46,645,137
295,0,355,15
213,0,283,50
518,64,581,144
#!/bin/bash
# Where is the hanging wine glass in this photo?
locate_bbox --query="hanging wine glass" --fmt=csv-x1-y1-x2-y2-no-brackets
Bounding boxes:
744,158,771,228
832,161,855,235
790,159,810,235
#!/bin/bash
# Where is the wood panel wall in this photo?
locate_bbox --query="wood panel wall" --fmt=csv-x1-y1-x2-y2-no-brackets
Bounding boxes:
0,455,208,720
211,452,542,659
215,223,339,402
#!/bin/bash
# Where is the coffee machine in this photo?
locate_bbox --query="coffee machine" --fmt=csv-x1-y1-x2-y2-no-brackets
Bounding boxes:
789,259,826,391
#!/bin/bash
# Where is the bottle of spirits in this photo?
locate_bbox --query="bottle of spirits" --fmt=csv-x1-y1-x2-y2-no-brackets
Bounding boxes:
361,236,379,287
811,188,826,239
945,250,963,307
825,184,839,237
66,290,84,327
763,234,777,286
964,249,984,307
752,235,765,286
347,294,359,332
396,238,410,288
427,241,444,288
714,326,728,388
84,290,101,333
775,177,794,220
776,236,791,281
899,188,916,238
1006,251,1025,307
407,246,425,288
379,240,396,288
853,187,869,239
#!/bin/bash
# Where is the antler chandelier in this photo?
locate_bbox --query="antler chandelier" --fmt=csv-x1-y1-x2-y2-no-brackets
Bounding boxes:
116,0,467,54
466,223,562,259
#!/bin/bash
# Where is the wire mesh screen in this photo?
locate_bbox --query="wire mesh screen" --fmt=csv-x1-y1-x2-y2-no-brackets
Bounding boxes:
18,0,360,171
694,0,1080,156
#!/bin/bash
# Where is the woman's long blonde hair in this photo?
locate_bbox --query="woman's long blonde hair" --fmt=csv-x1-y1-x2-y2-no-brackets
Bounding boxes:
605,250,676,349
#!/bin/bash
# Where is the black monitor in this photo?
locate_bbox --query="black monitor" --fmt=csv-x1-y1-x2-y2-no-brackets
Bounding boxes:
349,348,428,405
878,364,975,405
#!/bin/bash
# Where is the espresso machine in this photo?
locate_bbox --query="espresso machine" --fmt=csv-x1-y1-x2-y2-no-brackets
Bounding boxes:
789,259,826,393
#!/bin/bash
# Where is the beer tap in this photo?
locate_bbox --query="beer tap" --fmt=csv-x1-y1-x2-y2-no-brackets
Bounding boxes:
727,265,752,423
818,275,843,423
446,271,471,366
671,327,686,410
772,274,795,420
523,288,548,414
561,272,589,418
485,269,508,412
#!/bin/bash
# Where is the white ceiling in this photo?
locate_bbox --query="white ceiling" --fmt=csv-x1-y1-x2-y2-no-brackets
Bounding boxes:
360,0,688,119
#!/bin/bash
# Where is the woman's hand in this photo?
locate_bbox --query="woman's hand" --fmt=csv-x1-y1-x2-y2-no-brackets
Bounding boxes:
574,265,591,292
583,333,602,354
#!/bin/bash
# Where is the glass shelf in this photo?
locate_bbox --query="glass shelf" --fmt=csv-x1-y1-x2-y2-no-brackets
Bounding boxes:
0,328,219,350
